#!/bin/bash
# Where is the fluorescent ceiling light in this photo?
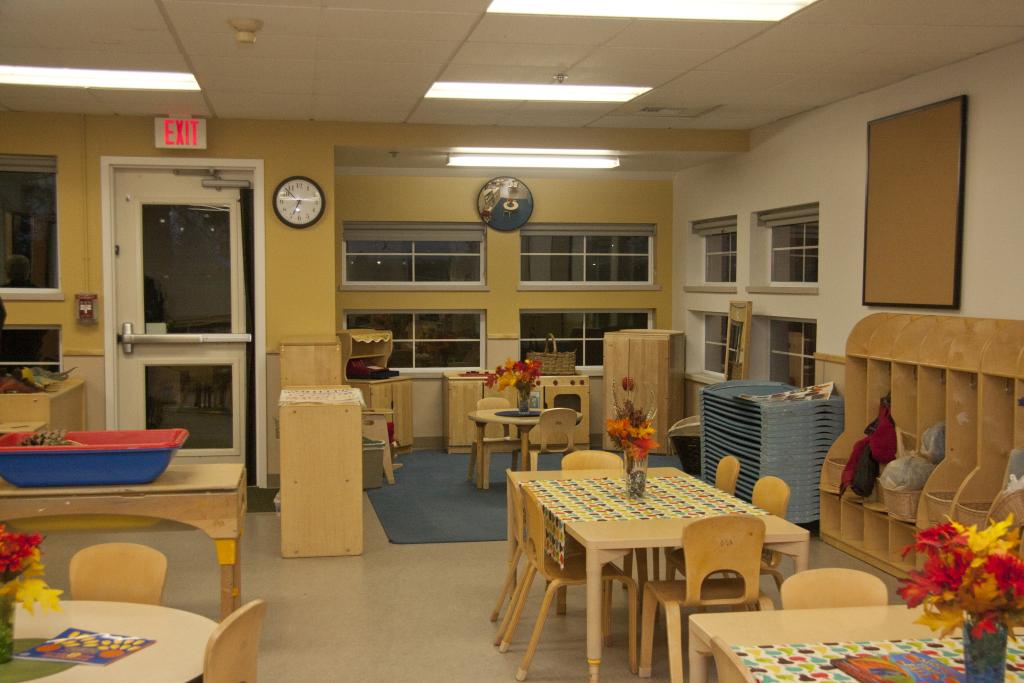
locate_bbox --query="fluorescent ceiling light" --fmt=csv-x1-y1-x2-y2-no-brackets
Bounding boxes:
453,146,617,156
448,154,620,169
426,81,649,103
0,65,200,91
486,0,816,22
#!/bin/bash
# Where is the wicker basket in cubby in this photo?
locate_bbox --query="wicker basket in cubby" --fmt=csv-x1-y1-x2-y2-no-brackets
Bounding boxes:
955,500,992,528
821,456,847,492
989,489,1024,526
924,490,956,525
881,484,923,523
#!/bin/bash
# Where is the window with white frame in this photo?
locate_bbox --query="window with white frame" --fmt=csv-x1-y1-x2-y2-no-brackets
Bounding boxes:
769,319,817,387
0,155,58,290
342,222,484,285
759,204,819,284
704,313,728,374
520,224,653,284
0,325,61,370
519,310,651,368
343,311,483,369
692,216,737,283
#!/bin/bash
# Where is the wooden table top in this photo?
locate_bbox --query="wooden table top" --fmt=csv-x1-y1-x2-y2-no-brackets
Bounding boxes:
10,600,216,682
0,463,245,497
508,468,809,551
468,408,581,427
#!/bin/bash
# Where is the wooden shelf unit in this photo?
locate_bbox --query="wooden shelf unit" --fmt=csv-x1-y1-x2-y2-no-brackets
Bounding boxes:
0,378,85,431
820,313,1024,577
442,373,590,453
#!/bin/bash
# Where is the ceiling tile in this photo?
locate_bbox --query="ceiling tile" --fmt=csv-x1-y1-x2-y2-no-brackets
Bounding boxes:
757,70,907,108
694,47,840,74
316,8,478,41
190,55,317,87
589,114,719,130
608,19,769,50
562,66,682,88
313,61,440,96
865,25,1024,54
791,0,1024,27
323,0,489,10
452,42,592,68
87,90,211,118
731,21,880,53
645,70,798,108
500,101,613,127
162,1,323,35
312,94,414,123
575,47,718,72
0,85,111,115
407,99,519,125
466,14,628,46
825,50,977,75
170,0,321,6
178,31,315,59
0,47,188,71
315,37,459,64
207,90,312,119
439,63,563,83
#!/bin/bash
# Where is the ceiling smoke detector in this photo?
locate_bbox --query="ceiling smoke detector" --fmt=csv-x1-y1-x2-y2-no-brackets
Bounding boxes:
228,18,264,45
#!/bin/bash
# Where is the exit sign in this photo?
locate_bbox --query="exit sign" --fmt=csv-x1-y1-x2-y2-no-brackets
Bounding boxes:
154,117,207,149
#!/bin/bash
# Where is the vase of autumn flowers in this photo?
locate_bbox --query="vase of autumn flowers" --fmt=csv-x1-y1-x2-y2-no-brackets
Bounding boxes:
0,524,62,663
898,516,1024,682
606,376,659,499
485,358,542,414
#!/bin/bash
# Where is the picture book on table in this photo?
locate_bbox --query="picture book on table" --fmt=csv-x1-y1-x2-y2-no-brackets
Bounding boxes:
14,628,156,665
830,652,965,683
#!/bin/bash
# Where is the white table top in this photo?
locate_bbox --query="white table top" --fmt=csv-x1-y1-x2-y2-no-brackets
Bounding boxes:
11,600,216,682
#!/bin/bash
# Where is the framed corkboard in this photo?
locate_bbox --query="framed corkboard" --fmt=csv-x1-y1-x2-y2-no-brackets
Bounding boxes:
862,95,967,308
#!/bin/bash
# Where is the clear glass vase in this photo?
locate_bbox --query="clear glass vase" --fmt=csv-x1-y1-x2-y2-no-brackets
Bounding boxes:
0,592,14,664
623,449,648,499
517,386,531,414
963,613,1008,682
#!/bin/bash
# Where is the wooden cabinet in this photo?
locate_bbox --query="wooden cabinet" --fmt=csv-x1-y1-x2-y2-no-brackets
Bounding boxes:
602,329,685,454
280,398,362,557
279,337,343,386
0,379,85,431
442,373,590,452
819,313,1024,577
349,377,413,450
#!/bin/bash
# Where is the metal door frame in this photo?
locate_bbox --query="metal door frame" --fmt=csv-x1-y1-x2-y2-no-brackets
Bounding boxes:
101,156,268,486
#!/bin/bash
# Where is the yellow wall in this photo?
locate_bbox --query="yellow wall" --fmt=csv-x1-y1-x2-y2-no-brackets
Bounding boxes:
336,175,674,337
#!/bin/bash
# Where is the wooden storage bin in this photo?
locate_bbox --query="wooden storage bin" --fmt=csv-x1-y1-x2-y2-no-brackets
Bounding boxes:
0,379,85,431
350,377,413,450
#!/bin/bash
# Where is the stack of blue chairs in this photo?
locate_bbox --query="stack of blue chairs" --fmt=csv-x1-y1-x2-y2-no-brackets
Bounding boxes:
700,380,844,523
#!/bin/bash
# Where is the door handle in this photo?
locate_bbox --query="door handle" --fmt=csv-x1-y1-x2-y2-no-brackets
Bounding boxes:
118,321,251,354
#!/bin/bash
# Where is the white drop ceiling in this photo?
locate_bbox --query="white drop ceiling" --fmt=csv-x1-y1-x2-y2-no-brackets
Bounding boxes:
1,0,1023,169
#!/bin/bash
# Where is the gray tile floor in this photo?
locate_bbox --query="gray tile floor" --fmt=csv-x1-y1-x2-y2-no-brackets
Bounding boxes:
32,496,902,682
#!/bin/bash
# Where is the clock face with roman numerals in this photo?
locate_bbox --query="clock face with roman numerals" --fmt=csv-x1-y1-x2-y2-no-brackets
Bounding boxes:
273,176,325,229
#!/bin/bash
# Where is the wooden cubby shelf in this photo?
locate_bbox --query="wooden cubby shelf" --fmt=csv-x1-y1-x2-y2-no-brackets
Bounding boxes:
820,313,1024,577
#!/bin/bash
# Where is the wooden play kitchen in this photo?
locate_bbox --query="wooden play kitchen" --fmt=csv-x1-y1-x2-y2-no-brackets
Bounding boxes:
820,313,1024,576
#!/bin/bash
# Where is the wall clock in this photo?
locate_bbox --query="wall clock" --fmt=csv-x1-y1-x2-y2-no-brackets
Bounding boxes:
273,175,325,229
477,176,533,231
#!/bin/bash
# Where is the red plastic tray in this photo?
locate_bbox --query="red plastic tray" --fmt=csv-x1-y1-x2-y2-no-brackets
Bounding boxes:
0,429,188,452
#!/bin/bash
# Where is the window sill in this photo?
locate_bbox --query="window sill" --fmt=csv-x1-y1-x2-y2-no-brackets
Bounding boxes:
683,285,737,294
339,284,489,292
745,285,819,295
0,289,65,301
517,283,660,292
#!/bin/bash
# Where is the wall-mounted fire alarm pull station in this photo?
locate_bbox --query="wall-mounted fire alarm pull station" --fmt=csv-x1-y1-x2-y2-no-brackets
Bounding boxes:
75,293,98,324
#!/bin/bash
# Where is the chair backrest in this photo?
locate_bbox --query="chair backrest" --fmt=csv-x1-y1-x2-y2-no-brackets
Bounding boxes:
561,450,622,471
780,568,889,610
710,636,756,683
478,396,512,438
751,476,791,518
509,478,525,547
521,488,548,570
715,455,741,496
681,515,765,607
537,408,576,454
204,599,268,683
69,543,168,605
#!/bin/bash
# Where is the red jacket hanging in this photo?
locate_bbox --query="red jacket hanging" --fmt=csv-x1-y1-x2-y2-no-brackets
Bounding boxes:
840,401,898,494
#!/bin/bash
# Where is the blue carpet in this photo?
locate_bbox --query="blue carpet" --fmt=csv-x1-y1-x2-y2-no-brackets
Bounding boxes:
366,449,682,544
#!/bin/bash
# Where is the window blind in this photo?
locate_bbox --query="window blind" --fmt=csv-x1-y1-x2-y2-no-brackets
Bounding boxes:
520,223,655,237
343,222,484,243
0,155,57,174
691,215,737,236
758,203,819,229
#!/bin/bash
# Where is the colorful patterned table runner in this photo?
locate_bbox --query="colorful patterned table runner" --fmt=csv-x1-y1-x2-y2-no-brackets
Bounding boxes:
733,637,1024,681
523,475,768,567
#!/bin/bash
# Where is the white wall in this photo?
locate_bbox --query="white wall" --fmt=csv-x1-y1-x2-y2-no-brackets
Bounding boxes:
674,39,1024,371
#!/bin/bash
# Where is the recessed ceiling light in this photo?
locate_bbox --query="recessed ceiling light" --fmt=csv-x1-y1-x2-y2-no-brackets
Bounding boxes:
0,65,200,91
426,81,649,103
448,154,620,169
452,146,617,156
486,0,817,21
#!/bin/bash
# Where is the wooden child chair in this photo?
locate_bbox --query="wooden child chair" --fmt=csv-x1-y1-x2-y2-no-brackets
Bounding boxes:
203,599,268,683
715,455,741,495
527,407,577,470
561,450,622,470
780,568,888,609
751,475,791,590
69,543,168,605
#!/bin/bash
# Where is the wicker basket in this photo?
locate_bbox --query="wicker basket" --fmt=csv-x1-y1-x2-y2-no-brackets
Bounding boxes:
955,500,992,528
881,484,923,523
989,489,1024,525
821,456,846,491
924,490,956,525
527,334,576,376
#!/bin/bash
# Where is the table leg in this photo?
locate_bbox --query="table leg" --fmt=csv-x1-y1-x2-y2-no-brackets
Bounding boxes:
586,548,615,683
520,426,532,471
215,538,239,620
475,424,486,489
688,630,710,683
